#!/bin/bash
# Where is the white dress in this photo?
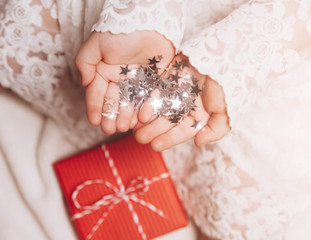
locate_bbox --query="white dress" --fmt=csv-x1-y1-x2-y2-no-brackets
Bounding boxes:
1,0,311,239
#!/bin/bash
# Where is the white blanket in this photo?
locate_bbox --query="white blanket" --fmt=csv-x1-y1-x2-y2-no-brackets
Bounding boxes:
0,91,197,240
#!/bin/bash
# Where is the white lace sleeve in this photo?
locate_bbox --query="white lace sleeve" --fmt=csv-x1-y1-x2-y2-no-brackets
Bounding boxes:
0,0,105,149
92,0,186,50
181,0,311,128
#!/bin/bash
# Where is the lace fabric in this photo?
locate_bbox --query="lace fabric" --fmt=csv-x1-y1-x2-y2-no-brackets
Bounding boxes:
92,0,186,50
176,1,311,239
181,0,311,128
0,0,104,149
183,0,247,43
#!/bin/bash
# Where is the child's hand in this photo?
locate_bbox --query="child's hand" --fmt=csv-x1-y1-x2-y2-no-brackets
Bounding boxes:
75,31,174,134
134,54,230,151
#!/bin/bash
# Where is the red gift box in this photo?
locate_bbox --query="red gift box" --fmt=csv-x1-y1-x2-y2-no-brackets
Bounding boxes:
54,136,188,240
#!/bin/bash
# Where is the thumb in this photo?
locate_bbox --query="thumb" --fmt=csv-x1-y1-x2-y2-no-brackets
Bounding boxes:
195,113,230,146
75,32,102,86
201,76,227,114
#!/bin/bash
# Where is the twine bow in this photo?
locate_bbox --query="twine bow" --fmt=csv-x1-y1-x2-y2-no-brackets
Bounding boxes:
71,145,169,240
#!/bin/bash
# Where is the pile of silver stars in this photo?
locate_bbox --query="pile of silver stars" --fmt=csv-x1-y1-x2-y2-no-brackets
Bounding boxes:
118,56,201,124
119,57,159,109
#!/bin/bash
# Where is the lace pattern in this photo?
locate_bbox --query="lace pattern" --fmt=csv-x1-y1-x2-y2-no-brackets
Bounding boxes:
0,0,104,149
164,136,311,239
175,0,311,238
183,0,248,42
92,0,186,50
181,0,311,128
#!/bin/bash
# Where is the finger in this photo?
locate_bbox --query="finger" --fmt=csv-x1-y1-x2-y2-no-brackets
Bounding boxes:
195,113,230,146
85,72,109,126
116,101,135,132
190,92,210,125
150,117,197,152
134,117,173,144
101,83,120,135
75,33,101,86
130,109,139,129
202,76,227,113
148,94,211,150
96,62,121,83
132,120,144,132
117,64,152,131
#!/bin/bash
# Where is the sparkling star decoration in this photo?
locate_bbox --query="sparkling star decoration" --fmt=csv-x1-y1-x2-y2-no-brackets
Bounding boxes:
183,73,192,80
172,60,182,71
191,84,202,96
161,77,172,90
178,91,189,100
130,69,137,75
102,102,119,120
102,110,119,120
180,58,189,69
170,73,181,84
170,96,182,110
191,119,201,129
148,56,160,65
150,96,163,115
169,115,182,124
191,76,199,85
118,61,159,109
120,100,130,108
120,65,130,75
102,99,119,119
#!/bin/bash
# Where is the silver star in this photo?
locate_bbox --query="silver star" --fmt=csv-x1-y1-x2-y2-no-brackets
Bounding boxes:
161,77,172,90
135,68,145,80
172,60,182,71
178,91,189,100
170,96,182,110
120,100,130,108
150,96,163,114
171,73,181,84
180,58,189,69
182,73,192,80
120,65,130,75
191,85,202,96
102,107,119,120
102,112,118,120
148,56,159,65
191,119,200,129
130,69,137,75
169,114,182,124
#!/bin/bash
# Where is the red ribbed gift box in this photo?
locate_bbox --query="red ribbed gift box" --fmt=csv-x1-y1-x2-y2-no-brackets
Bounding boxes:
54,136,188,240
